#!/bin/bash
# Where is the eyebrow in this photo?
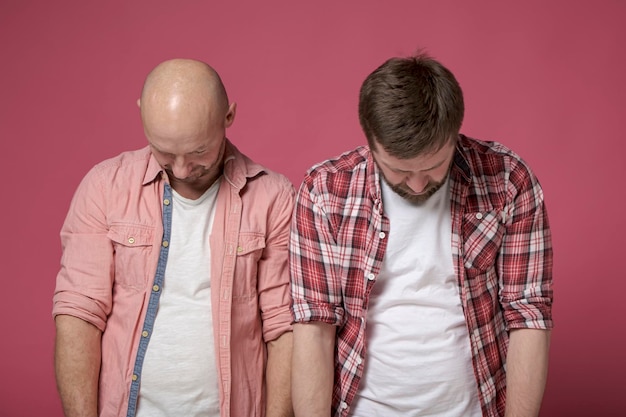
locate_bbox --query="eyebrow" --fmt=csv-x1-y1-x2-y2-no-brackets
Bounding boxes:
385,157,447,173
421,159,447,171
150,143,207,156
149,143,170,155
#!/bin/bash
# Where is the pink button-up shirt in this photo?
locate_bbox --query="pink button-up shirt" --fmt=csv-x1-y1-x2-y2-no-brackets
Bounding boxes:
53,140,294,417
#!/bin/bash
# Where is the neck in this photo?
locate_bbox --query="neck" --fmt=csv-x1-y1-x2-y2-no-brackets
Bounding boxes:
169,171,221,200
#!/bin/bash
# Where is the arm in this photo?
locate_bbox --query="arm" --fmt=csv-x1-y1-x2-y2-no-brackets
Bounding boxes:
266,331,294,417
257,180,296,416
292,322,336,417
53,168,114,416
499,159,554,416
504,329,551,417
55,314,102,417
290,177,345,417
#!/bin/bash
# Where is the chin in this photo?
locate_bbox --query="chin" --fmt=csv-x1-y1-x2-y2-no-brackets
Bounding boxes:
395,186,440,204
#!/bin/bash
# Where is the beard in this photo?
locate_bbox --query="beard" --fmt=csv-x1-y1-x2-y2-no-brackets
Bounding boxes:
165,140,226,186
167,165,213,182
381,172,449,204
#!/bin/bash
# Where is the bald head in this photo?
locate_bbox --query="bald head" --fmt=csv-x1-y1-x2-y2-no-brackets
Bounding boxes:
140,59,231,136
139,59,237,198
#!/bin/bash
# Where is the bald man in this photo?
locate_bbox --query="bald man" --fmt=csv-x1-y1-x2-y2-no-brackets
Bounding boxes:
53,59,295,417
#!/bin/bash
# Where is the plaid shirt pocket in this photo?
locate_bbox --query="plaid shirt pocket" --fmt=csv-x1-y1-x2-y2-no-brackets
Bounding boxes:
462,210,505,275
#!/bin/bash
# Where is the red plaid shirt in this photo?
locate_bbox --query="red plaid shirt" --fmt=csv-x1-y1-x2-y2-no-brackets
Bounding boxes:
290,135,553,417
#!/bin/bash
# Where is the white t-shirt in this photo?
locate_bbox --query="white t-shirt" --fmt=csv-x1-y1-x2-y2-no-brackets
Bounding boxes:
136,181,221,417
351,179,481,416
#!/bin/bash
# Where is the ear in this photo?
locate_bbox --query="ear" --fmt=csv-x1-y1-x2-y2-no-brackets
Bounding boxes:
224,102,237,128
136,98,141,108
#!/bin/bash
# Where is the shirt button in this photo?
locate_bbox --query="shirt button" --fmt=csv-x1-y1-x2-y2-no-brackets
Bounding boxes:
356,356,362,365
379,232,386,239
162,241,169,247
367,273,375,281
237,246,243,253
163,199,170,206
128,237,135,244
152,285,160,292
475,213,483,219
340,401,348,409
142,331,149,337
132,374,138,381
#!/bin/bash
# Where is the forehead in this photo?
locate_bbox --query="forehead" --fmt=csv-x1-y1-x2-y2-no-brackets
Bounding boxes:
372,140,455,172
142,98,222,154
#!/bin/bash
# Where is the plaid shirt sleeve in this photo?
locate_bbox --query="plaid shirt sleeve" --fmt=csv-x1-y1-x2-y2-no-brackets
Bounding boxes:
289,150,385,416
453,137,554,415
499,157,553,329
290,176,346,326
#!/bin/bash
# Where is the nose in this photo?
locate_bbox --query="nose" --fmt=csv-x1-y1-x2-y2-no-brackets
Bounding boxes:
404,174,430,194
171,158,192,179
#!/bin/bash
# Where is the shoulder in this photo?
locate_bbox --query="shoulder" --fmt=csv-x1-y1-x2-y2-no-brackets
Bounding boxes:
458,135,539,184
86,147,151,179
76,147,152,191
458,135,524,165
306,147,369,178
251,166,296,198
456,135,545,212
231,148,295,202
303,147,369,193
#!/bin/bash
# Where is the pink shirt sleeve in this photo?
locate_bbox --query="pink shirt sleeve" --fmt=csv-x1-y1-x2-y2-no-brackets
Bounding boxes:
257,180,295,342
53,166,113,331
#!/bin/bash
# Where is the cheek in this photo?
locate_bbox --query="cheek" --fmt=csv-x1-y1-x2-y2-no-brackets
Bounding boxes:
383,170,405,184
153,155,172,168
200,157,216,168
429,167,449,183
192,156,217,172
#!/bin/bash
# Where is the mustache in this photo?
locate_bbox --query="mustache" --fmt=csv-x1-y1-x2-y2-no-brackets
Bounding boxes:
164,166,211,181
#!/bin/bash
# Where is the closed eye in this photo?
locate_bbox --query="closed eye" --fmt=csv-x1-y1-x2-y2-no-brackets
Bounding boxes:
391,168,411,174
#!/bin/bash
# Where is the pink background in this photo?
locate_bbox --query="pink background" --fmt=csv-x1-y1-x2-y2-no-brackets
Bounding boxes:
1,1,624,416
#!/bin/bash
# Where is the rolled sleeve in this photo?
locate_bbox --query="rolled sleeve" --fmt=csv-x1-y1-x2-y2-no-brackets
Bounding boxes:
259,180,297,342
290,179,345,327
499,162,554,330
53,167,113,331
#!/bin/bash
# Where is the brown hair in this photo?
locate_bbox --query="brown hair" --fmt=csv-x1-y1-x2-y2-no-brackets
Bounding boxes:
358,52,464,158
